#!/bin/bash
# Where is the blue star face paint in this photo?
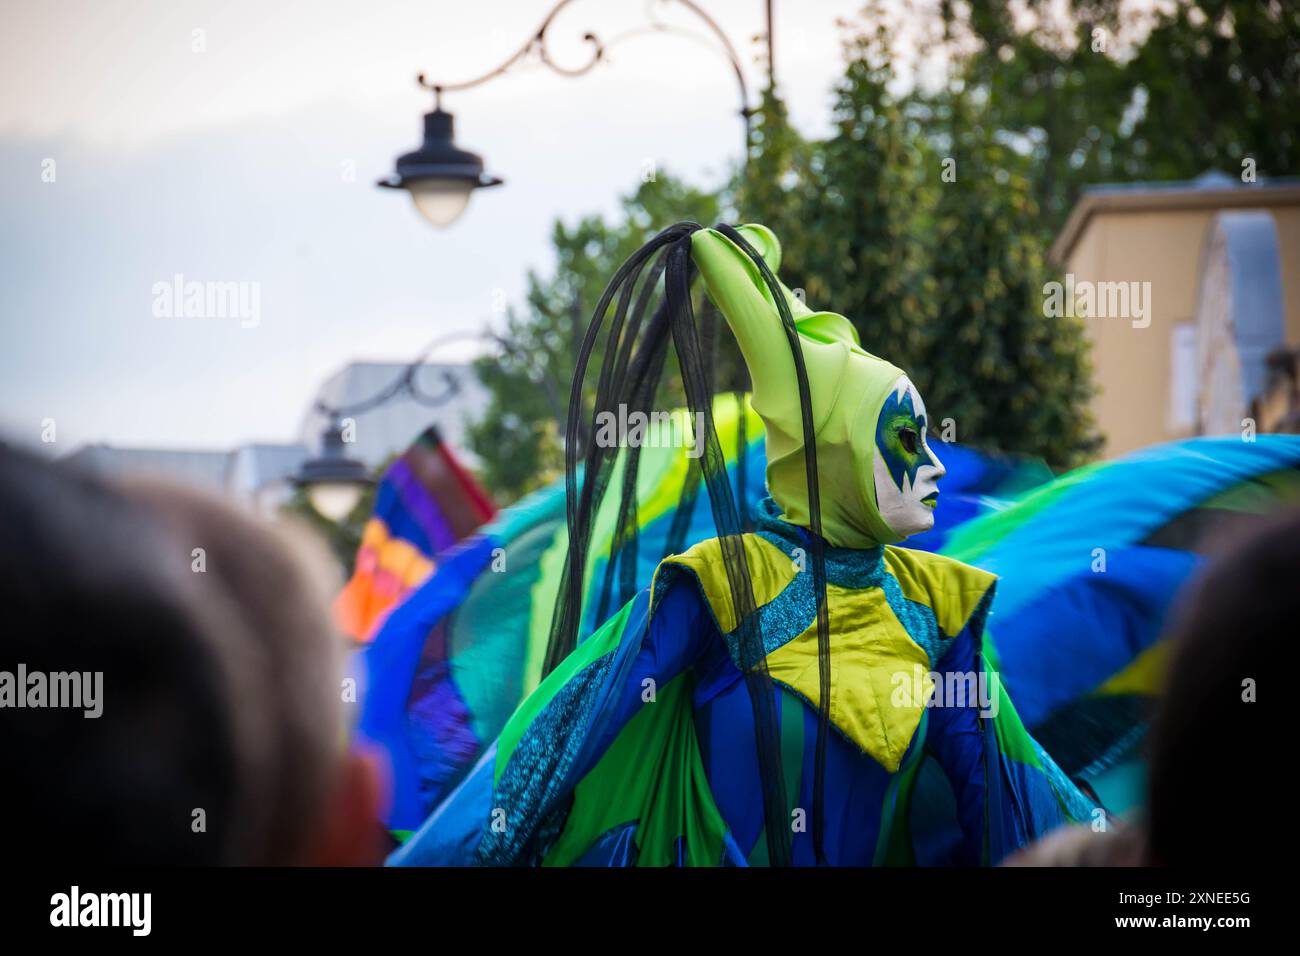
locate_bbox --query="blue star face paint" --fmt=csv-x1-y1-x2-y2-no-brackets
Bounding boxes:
876,388,926,492
872,376,946,537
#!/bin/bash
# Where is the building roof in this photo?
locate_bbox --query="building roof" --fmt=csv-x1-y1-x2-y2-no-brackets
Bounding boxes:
224,442,310,497
58,362,489,504
298,361,487,469
62,442,308,499
1050,172,1300,265
62,445,233,491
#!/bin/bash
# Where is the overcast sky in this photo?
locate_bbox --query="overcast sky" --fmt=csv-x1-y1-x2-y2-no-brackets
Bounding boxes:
1,0,879,453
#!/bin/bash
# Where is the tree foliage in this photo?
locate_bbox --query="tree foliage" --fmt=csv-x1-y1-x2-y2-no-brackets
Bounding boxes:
734,9,1097,464
958,0,1300,227
468,0,1297,498
467,176,722,500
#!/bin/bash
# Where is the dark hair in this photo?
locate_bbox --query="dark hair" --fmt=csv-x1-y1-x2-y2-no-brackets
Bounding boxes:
1145,508,1289,865
0,444,343,864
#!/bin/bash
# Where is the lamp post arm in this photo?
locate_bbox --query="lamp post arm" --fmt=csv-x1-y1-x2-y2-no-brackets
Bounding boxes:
670,0,753,132
314,331,491,419
417,0,604,107
416,0,754,154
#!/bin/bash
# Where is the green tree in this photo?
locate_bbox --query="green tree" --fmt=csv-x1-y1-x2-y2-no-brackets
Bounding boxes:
472,0,1296,484
738,11,1097,466
807,20,937,374
1118,0,1299,183
954,0,1300,230
917,90,1099,464
736,21,940,380
468,174,722,501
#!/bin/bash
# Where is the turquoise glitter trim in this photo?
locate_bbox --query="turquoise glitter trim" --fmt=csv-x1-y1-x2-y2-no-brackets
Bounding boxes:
1031,736,1097,821
652,558,804,668
474,650,618,865
878,573,950,667
736,561,814,666
657,498,976,669
753,497,887,589
752,497,956,667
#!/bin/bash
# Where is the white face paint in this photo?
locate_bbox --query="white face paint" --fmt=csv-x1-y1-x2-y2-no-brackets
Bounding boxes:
871,375,946,538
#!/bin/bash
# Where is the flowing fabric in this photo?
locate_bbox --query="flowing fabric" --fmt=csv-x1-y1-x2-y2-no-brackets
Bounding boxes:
942,435,1300,811
358,217,1300,863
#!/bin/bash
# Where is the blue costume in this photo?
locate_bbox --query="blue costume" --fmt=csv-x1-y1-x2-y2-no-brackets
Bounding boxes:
391,223,1095,865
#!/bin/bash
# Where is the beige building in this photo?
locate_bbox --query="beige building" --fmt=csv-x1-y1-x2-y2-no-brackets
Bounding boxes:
1050,172,1300,457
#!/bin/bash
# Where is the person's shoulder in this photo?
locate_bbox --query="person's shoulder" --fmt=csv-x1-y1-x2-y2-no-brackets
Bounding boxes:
650,533,796,634
883,546,997,639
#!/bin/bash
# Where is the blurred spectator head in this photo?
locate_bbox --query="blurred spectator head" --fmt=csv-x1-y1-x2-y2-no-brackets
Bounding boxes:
0,444,381,864
1145,509,1285,866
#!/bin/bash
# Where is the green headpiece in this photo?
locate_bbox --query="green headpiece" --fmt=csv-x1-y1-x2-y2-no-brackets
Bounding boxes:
691,224,943,549
546,221,946,864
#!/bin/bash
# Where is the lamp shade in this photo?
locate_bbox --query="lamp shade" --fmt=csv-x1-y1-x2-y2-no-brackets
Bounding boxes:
378,108,502,229
307,481,367,522
294,419,373,522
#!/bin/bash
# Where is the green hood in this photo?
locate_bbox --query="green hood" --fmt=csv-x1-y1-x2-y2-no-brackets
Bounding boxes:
691,224,906,548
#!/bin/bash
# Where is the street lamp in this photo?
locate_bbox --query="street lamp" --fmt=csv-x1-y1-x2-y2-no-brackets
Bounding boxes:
293,331,488,521
377,101,503,229
295,415,374,522
380,0,769,228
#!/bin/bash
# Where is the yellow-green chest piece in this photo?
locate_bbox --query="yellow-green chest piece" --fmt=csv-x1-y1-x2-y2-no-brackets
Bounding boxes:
651,500,997,772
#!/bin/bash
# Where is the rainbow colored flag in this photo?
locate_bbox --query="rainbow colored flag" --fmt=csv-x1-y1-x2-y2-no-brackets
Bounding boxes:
335,426,495,642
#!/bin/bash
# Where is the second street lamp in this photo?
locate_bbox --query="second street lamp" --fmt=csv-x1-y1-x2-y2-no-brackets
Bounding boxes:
293,331,484,521
294,415,374,522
